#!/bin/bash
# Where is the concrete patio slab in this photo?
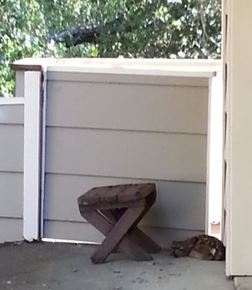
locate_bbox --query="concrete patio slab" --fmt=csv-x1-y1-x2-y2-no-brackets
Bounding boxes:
0,242,234,290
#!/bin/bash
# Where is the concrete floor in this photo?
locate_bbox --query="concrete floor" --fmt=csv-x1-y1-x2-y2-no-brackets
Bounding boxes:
0,242,234,290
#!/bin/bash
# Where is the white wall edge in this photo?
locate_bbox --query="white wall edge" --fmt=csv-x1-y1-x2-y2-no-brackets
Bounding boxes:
13,58,221,77
39,70,47,238
23,71,42,241
0,97,24,105
225,0,233,277
207,71,223,235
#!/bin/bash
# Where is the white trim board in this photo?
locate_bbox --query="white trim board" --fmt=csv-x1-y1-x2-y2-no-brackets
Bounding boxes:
23,72,42,241
39,70,47,238
14,58,221,74
0,98,24,105
42,238,99,246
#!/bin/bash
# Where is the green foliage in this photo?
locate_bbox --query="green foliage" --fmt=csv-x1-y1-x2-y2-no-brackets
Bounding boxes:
97,0,221,58
0,0,47,95
0,0,221,96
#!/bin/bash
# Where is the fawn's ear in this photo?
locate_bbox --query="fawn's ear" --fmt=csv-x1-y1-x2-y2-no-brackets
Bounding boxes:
210,248,216,256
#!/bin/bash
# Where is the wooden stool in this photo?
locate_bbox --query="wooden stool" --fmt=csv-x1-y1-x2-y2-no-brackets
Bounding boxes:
78,183,161,264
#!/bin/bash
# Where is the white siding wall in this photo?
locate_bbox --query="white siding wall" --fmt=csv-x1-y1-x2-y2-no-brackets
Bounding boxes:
44,71,210,246
0,103,24,242
224,0,252,276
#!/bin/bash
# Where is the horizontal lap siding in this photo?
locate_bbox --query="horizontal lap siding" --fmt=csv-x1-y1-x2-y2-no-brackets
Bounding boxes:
0,219,23,243
47,71,210,87
0,125,24,172
0,104,24,125
44,73,209,243
0,173,23,218
44,174,205,230
47,81,208,134
0,104,24,242
46,128,207,182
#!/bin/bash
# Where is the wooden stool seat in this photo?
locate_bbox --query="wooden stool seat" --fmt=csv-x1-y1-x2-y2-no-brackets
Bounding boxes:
78,183,161,264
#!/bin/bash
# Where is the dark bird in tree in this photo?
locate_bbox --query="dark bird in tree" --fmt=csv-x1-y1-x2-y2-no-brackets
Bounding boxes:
49,26,100,47
49,14,135,48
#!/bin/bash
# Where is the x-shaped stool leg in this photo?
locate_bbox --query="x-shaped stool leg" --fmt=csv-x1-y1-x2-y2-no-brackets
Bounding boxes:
80,194,160,263
83,206,151,263
100,195,161,254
